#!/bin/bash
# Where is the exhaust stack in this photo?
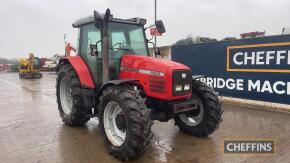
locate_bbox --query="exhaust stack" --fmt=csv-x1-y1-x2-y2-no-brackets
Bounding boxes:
94,9,111,83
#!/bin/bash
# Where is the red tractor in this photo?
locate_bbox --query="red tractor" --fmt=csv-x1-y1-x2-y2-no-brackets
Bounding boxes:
56,9,222,161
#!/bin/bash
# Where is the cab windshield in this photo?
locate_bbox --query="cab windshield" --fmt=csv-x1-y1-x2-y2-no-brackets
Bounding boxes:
108,22,148,56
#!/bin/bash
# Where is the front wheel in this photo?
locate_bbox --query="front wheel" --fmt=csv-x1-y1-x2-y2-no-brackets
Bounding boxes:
98,86,153,161
174,80,223,137
56,64,90,126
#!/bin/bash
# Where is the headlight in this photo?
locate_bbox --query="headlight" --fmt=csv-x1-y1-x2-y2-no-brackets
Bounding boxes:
184,84,190,91
172,70,192,96
182,73,187,78
175,85,182,91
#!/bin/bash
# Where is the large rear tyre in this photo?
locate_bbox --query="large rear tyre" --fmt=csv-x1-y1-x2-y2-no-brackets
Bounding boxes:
174,80,223,137
56,64,90,126
98,86,153,161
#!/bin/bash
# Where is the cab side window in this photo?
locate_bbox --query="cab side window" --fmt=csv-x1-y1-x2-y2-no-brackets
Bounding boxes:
80,24,102,84
81,24,102,55
129,28,147,55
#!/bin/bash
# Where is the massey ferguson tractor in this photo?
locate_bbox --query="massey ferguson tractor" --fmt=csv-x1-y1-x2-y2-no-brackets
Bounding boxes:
56,9,223,161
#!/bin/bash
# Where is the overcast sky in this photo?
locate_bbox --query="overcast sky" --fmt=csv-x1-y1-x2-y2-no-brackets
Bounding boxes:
0,0,289,59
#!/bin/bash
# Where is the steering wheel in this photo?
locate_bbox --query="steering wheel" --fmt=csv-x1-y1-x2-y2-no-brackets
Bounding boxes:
111,42,136,56
112,43,125,50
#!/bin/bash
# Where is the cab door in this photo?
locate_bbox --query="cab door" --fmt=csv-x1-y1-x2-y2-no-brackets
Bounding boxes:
108,31,127,80
79,24,102,85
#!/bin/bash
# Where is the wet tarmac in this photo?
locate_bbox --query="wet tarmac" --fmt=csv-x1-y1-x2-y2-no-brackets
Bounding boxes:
0,72,290,163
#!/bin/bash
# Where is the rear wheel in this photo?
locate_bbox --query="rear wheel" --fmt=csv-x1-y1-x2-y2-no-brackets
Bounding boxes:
174,80,223,137
98,86,153,161
56,64,90,126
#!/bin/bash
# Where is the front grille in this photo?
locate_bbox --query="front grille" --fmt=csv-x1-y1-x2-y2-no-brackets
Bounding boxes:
172,70,192,96
149,77,165,93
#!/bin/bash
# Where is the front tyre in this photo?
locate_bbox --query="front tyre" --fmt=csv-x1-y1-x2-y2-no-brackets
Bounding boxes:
98,86,153,161
56,64,90,126
174,80,223,137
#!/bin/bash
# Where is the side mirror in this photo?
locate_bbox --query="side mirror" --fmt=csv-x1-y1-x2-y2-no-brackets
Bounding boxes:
155,20,166,34
94,10,102,28
90,40,102,56
90,44,97,56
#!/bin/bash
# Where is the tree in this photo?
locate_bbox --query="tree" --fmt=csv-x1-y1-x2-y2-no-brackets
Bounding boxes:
0,58,19,64
175,35,195,45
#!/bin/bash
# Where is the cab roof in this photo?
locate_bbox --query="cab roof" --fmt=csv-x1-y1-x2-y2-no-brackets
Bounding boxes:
72,15,147,28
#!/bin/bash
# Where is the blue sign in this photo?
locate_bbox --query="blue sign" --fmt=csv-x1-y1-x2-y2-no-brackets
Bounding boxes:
172,35,290,104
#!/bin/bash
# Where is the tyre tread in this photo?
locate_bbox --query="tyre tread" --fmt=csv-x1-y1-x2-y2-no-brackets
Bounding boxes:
175,80,223,137
98,86,153,161
56,64,90,126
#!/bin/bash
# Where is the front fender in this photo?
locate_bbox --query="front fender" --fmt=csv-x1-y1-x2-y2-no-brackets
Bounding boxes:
96,79,138,98
58,56,95,88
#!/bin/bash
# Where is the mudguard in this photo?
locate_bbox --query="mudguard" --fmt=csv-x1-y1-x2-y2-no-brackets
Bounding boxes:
58,56,95,88
96,79,138,98
192,75,206,80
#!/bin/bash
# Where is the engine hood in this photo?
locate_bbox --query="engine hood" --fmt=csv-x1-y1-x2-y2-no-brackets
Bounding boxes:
119,54,192,101
121,55,190,72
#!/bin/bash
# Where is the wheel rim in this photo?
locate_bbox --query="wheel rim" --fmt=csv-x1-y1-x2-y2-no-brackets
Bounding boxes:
103,102,126,147
179,94,204,126
59,77,73,115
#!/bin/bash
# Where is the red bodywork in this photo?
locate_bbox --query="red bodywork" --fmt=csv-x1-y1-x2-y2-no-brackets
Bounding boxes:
119,55,192,100
65,55,95,88
65,54,191,100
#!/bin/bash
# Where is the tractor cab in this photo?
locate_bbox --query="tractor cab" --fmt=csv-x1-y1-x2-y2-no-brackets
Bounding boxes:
72,10,164,85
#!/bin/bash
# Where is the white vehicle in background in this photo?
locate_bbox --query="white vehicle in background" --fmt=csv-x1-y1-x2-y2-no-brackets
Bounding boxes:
282,27,290,35
42,54,62,71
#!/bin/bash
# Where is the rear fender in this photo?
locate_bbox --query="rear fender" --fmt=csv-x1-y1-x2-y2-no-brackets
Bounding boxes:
58,56,95,88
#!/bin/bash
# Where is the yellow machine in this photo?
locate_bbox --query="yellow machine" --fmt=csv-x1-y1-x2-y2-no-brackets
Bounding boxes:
19,53,43,79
